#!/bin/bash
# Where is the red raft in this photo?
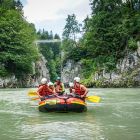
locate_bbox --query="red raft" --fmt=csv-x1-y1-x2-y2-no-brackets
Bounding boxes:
38,96,87,112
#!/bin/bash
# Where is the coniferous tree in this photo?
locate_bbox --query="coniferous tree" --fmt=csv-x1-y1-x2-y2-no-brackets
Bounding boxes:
62,14,80,41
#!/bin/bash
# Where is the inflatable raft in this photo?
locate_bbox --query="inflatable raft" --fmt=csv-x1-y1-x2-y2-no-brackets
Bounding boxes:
38,96,87,112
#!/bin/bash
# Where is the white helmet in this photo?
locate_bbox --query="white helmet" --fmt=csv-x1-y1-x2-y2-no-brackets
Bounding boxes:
41,78,47,84
74,77,80,83
48,82,54,86
74,77,77,81
69,82,74,87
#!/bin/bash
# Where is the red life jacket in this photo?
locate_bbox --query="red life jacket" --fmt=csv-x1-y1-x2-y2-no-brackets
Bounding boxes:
38,84,53,96
74,84,85,95
54,82,63,92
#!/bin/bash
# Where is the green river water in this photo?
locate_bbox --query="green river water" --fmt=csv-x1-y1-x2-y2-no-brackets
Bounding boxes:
0,88,140,140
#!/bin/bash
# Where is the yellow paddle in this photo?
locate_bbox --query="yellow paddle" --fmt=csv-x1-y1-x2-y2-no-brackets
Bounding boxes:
31,97,40,100
28,90,38,96
28,90,101,103
86,96,101,103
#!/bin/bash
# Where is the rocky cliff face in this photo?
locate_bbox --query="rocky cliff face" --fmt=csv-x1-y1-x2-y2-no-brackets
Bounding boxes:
0,75,17,88
61,42,140,87
30,54,50,87
61,60,81,85
94,44,140,87
0,54,50,88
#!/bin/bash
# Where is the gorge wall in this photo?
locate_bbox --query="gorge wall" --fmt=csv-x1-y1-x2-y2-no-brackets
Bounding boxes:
0,54,50,88
61,43,140,87
61,60,81,85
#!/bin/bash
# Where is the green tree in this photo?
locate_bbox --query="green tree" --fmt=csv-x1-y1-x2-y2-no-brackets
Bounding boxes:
61,0,140,85
54,34,60,39
48,30,53,39
83,0,140,69
39,42,61,81
0,0,39,78
62,14,82,63
62,14,80,41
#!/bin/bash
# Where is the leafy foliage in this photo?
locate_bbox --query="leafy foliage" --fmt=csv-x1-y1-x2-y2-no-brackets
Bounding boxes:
62,0,140,84
39,42,61,82
62,14,81,64
36,29,60,40
62,14,80,41
0,0,39,77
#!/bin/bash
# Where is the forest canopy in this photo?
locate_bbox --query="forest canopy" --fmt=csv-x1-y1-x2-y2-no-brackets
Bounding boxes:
62,0,140,80
0,0,39,78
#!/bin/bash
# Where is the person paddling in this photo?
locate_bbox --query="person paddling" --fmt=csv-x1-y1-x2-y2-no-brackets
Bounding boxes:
69,82,74,93
48,82,55,93
54,77,65,95
73,77,88,100
37,78,55,100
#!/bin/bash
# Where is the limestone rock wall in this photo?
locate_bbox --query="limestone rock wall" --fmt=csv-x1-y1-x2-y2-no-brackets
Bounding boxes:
0,54,50,88
61,42,140,87
61,60,81,85
0,75,17,88
30,54,50,87
93,44,140,87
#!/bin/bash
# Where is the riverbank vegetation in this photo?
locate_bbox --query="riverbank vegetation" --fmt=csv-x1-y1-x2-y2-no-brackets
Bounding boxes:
0,0,61,87
37,30,61,81
0,0,39,79
62,0,140,87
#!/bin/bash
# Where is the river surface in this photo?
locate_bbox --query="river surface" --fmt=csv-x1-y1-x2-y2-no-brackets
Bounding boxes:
0,88,140,140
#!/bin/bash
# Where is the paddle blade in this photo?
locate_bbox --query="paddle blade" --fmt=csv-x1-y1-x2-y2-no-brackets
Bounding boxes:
28,90,37,96
86,96,101,103
31,97,40,100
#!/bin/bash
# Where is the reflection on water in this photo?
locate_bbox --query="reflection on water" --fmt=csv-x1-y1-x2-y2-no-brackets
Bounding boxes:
0,88,140,140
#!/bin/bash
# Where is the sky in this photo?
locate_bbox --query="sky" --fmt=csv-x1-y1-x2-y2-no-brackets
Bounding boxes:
21,0,91,37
